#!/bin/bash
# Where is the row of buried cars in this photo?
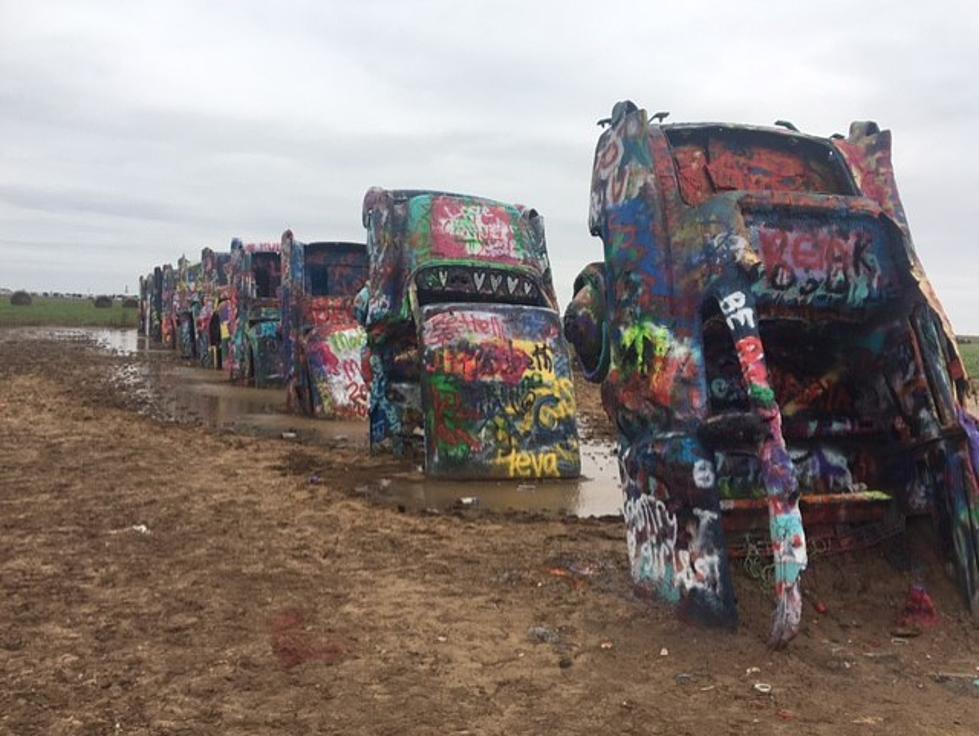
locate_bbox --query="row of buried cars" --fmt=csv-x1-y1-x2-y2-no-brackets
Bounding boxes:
137,100,979,646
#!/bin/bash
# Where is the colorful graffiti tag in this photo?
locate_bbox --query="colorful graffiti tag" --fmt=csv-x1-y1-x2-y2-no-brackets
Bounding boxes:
566,100,979,645
281,231,369,419
192,247,232,369
225,239,285,388
420,304,579,478
359,188,580,477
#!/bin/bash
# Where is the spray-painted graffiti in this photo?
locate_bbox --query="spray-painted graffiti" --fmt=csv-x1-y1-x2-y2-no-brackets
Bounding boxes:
359,188,579,477
565,99,979,644
160,264,177,350
281,231,369,419
421,304,579,478
225,239,285,388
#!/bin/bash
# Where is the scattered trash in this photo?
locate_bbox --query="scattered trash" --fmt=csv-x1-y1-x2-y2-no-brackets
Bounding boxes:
897,583,938,629
753,682,772,694
814,601,829,615
456,496,479,508
699,685,715,692
109,524,150,536
280,431,297,440
659,647,669,657
527,625,560,645
890,637,909,645
600,640,614,650
516,483,536,492
931,671,979,683
776,709,795,721
890,626,922,639
436,635,447,643
378,478,392,489
674,673,694,685
308,475,322,485
568,562,598,577
862,651,898,661
745,666,761,675
852,716,883,725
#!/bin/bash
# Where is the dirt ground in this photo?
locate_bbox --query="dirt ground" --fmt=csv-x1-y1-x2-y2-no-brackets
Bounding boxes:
2,330,978,735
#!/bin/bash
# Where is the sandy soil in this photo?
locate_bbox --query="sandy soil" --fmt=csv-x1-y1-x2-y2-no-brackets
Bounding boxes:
1,330,978,735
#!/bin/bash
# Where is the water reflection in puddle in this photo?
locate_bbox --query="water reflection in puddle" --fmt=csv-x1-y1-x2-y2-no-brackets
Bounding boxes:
117,359,369,447
94,328,623,518
373,441,622,517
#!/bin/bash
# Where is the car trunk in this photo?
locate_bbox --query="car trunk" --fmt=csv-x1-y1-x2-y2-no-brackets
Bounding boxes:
418,303,580,479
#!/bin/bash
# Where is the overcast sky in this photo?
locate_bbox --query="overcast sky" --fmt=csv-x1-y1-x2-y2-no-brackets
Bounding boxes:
2,1,977,329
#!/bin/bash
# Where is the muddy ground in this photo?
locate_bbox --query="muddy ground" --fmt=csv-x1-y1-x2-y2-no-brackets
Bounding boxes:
1,329,978,735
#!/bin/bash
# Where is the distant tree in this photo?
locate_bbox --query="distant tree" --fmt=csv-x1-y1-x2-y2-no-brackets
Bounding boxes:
94,295,113,308
10,290,32,306
122,297,138,309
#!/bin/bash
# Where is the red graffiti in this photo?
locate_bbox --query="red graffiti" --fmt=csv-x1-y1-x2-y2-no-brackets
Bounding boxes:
432,341,532,386
424,310,506,347
734,336,769,388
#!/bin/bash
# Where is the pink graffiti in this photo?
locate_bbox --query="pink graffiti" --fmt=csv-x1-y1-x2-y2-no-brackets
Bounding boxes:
424,310,506,347
431,197,519,262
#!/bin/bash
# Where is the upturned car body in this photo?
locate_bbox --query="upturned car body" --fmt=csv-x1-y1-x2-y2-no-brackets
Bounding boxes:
565,100,979,645
175,256,203,360
160,263,178,350
138,274,148,336
358,188,581,479
144,266,163,342
194,247,232,369
280,231,369,419
225,239,284,388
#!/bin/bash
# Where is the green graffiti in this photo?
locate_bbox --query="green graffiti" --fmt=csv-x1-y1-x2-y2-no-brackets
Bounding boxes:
620,321,670,373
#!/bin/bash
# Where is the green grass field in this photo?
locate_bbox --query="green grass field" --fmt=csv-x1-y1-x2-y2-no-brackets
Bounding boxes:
958,340,979,380
0,296,138,328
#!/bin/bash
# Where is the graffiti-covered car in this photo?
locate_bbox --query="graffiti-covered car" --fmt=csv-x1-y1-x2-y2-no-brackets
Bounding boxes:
565,100,979,645
138,273,149,336
175,256,203,360
281,231,369,419
145,266,163,342
160,263,178,350
226,239,284,388
194,247,232,369
359,188,581,479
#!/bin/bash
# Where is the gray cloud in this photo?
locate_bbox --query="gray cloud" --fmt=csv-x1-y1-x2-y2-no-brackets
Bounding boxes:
1,0,978,332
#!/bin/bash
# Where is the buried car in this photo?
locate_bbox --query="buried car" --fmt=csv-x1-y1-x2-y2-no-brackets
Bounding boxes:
225,239,285,388
160,263,178,350
565,100,979,646
281,231,369,418
194,246,232,369
140,267,164,341
359,187,580,479
175,256,203,360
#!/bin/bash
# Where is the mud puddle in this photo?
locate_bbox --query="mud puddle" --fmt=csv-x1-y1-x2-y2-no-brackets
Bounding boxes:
1,326,145,354
86,328,623,517
372,441,622,517
108,342,368,446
